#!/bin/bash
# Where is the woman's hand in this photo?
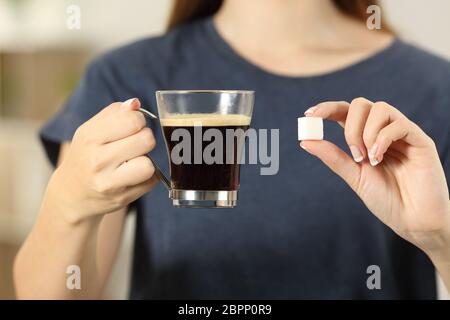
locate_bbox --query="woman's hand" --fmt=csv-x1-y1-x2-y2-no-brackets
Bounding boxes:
300,98,450,256
47,98,157,224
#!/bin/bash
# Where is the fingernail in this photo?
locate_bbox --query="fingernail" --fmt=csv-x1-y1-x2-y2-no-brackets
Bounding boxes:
369,157,379,166
368,144,379,166
304,106,317,115
124,98,138,107
368,144,378,159
300,141,308,150
349,146,363,162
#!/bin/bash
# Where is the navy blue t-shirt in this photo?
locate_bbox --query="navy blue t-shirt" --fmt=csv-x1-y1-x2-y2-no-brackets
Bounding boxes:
40,18,450,299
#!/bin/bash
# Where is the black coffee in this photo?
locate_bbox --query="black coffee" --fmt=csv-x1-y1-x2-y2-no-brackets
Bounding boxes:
161,114,251,191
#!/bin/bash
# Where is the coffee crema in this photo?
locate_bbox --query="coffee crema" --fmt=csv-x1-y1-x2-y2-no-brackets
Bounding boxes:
160,113,251,127
160,113,251,191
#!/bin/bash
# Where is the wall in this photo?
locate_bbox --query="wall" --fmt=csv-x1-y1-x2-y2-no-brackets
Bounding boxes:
382,0,450,59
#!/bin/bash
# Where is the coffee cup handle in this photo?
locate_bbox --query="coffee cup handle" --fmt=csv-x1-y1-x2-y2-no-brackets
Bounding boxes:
138,108,171,191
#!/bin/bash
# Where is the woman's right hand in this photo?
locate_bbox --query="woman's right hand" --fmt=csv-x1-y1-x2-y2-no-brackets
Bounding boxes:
46,98,157,224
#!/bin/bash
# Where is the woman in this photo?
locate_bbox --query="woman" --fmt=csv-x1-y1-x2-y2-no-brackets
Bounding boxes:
14,0,450,299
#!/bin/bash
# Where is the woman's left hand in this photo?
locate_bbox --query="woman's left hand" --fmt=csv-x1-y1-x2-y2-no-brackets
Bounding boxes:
300,98,450,257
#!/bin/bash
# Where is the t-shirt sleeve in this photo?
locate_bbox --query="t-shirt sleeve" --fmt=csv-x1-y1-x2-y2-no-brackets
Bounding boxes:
39,58,118,167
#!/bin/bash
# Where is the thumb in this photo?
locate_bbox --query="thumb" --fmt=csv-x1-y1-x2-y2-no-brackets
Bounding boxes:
300,140,361,192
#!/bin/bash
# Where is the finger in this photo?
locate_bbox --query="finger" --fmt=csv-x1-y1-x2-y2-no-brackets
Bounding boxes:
80,98,145,144
362,102,408,166
304,99,369,163
99,98,141,116
103,127,156,167
344,98,373,163
76,102,121,137
99,109,146,144
89,98,139,121
112,155,155,187
304,101,349,127
95,102,122,118
300,140,361,192
121,97,142,111
371,118,434,165
121,177,158,205
362,102,392,166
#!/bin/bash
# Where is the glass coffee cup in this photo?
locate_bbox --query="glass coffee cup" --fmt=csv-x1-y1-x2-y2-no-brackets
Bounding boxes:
140,90,254,208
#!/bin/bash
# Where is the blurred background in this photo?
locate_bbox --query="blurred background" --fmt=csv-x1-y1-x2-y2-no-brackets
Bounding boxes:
0,0,449,299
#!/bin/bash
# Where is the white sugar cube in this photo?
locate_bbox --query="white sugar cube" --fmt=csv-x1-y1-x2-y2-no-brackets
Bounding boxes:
298,117,323,140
